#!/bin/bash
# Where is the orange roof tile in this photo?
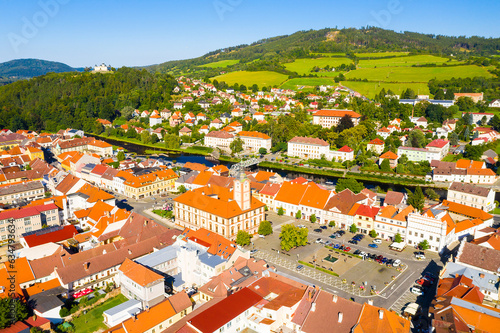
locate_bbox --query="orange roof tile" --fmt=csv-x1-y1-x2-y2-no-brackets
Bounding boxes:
119,258,163,287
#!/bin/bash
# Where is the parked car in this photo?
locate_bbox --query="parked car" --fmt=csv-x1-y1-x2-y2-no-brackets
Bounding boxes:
250,249,258,254
373,239,382,244
344,246,351,252
259,235,265,239
392,259,401,267
353,249,362,255
320,226,328,230
356,234,365,239
416,278,431,287
348,239,358,244
410,287,424,295
298,224,306,228
329,234,337,239
333,243,341,249
415,252,426,260
423,272,436,281
325,241,333,247
315,238,323,244
314,228,322,233
337,230,345,235
368,243,378,248
296,265,304,271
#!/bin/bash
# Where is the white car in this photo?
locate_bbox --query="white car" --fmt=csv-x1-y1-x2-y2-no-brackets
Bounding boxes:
415,252,426,260
315,238,323,244
259,235,265,239
373,239,382,244
410,287,424,295
392,259,401,267
298,224,305,228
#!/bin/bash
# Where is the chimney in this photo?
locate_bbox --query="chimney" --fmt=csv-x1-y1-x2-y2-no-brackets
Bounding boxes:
128,249,132,255
84,262,90,270
311,303,316,312
338,312,343,323
368,299,373,305
480,273,485,278
378,310,384,320
332,295,338,303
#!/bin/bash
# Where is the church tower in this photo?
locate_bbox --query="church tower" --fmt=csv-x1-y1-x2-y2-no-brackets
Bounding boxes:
234,170,251,211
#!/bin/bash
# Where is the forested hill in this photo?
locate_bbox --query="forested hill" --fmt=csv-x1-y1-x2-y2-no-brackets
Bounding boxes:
148,27,500,75
0,58,82,79
0,68,177,132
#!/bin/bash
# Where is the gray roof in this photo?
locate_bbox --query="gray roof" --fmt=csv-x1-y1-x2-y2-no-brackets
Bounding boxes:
443,262,499,294
449,182,491,197
136,245,178,268
199,252,227,268
483,149,498,159
0,181,44,196
28,286,66,313
103,299,142,317
451,297,500,318
171,272,185,288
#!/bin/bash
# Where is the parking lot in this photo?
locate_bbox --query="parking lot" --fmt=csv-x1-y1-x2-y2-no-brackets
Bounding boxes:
252,214,442,309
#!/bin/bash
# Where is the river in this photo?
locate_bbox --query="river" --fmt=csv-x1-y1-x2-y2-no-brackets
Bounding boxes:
95,136,448,198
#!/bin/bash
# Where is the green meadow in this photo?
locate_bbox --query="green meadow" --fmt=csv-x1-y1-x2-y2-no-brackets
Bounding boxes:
280,77,337,90
358,55,462,68
341,81,430,99
285,57,353,75
200,59,239,68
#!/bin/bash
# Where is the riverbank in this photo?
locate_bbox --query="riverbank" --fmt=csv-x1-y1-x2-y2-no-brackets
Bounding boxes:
258,162,434,187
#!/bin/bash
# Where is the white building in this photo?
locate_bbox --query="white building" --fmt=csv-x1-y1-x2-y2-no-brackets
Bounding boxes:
204,131,234,150
312,110,361,128
447,182,495,212
329,145,354,162
288,136,330,159
237,131,272,152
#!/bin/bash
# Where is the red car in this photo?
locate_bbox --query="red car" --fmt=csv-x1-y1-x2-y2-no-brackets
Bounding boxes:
73,288,93,299
416,279,431,287
344,246,351,252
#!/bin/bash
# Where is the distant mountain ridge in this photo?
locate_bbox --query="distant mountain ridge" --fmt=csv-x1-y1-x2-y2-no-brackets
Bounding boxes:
0,58,83,79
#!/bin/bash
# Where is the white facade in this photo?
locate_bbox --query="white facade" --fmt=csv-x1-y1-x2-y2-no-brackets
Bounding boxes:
204,133,234,149
288,141,330,160
447,186,495,212
238,133,272,152
406,212,449,253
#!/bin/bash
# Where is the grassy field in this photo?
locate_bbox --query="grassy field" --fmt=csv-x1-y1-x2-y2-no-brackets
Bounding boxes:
354,51,409,58
358,55,462,68
212,70,288,87
284,57,353,75
199,59,239,68
280,77,337,90
341,81,430,99
310,52,346,57
346,65,493,82
71,294,127,333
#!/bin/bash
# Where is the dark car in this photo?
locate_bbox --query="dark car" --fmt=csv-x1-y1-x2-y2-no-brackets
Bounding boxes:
353,249,362,255
337,230,345,235
320,226,328,230
314,228,322,233
348,239,358,244
329,234,337,239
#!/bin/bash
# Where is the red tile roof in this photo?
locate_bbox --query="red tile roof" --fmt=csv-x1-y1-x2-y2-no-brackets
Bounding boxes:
22,225,77,248
427,139,449,148
188,287,262,333
369,138,385,145
338,145,353,152
313,109,361,118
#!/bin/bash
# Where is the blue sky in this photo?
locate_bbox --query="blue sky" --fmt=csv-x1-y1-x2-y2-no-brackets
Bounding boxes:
1,0,498,67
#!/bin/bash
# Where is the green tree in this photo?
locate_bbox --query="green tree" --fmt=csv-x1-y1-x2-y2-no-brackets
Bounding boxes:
380,158,392,171
425,188,440,201
117,151,125,162
350,223,358,233
277,207,284,216
258,220,273,236
126,128,137,139
120,106,135,120
279,224,308,251
328,221,335,228
0,298,28,328
464,144,483,161
369,230,377,238
151,133,159,144
408,130,427,148
235,230,251,246
230,138,244,154
336,114,354,132
489,114,500,131
295,210,302,220
335,178,364,194
418,239,430,250
310,214,317,223
394,233,402,243
407,187,425,212
164,134,181,149
259,147,267,155
449,132,459,146
178,185,187,193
